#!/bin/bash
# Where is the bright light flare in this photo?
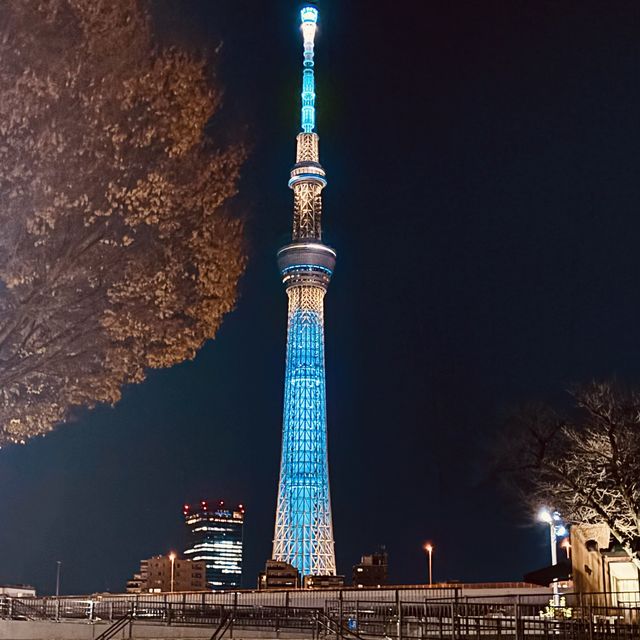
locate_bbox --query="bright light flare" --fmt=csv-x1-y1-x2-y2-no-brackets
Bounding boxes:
301,7,318,45
538,508,553,524
301,7,319,24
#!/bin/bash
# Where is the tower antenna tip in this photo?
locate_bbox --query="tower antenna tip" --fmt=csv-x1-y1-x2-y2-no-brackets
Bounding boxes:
301,6,319,24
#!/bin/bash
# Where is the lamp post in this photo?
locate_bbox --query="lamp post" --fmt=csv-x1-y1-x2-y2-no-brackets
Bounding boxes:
423,544,434,586
55,561,62,622
538,509,563,607
561,539,571,560
55,560,62,598
169,553,176,593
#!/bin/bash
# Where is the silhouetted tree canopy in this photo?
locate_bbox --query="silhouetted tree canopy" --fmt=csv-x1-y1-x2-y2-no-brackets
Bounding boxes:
496,382,640,569
0,0,246,445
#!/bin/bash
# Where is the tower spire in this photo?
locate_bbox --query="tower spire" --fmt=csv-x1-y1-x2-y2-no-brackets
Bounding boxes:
287,7,327,242
272,5,337,578
300,6,318,133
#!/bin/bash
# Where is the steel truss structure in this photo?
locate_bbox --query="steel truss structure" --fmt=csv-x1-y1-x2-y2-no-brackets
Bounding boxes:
272,6,337,577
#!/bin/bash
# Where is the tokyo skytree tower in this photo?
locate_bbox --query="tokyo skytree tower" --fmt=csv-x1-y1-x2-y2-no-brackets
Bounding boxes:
272,5,337,577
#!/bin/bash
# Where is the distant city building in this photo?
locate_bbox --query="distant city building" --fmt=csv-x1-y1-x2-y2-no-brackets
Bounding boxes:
126,555,206,593
126,559,148,594
258,560,300,590
183,500,244,590
303,574,345,589
352,548,388,588
0,585,36,597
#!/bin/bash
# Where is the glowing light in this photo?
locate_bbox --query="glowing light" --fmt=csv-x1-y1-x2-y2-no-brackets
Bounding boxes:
538,508,553,524
299,7,318,133
423,543,434,586
556,525,568,537
301,7,319,25
273,285,335,576
272,3,335,579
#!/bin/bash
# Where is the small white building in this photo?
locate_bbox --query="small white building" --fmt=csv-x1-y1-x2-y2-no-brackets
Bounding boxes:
0,585,36,598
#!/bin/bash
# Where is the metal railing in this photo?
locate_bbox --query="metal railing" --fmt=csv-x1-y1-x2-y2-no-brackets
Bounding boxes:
330,596,640,639
2,592,640,638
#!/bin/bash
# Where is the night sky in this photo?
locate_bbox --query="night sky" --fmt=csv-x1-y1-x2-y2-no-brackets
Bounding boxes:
2,1,640,595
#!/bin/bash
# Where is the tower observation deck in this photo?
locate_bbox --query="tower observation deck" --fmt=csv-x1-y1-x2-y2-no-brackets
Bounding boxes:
272,5,337,577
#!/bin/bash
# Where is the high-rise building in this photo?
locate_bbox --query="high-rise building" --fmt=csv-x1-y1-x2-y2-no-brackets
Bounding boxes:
272,5,337,578
183,501,244,590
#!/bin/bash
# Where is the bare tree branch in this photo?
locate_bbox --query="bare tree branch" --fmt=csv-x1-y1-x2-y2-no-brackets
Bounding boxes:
495,382,640,570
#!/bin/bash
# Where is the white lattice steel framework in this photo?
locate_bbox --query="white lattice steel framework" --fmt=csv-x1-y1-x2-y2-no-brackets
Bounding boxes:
272,6,337,577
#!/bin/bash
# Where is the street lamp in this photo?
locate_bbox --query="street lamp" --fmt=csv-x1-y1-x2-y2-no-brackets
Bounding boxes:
561,539,571,560
55,560,62,598
423,543,434,586
55,561,62,622
538,509,563,606
169,553,176,593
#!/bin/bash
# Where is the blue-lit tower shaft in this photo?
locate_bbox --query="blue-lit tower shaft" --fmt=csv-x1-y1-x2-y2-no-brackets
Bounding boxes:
272,6,337,577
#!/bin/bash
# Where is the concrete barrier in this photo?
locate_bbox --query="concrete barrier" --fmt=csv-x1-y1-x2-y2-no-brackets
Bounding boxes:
0,620,310,640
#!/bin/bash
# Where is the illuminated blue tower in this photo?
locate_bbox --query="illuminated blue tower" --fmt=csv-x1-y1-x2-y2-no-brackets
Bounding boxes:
272,5,337,577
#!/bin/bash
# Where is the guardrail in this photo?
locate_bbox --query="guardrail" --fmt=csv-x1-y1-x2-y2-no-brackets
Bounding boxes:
331,596,640,639
2,592,640,638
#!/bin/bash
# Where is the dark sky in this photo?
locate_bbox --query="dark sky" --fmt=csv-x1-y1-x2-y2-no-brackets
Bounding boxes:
2,0,640,595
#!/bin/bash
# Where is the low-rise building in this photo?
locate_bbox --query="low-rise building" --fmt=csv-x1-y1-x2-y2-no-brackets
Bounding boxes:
352,548,388,588
258,560,300,590
126,555,206,593
303,574,345,589
0,585,36,598
571,523,640,606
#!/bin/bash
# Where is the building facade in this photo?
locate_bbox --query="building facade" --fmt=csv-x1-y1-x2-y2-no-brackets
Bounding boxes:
183,501,244,590
257,560,300,590
571,523,640,607
0,585,36,597
126,555,206,593
272,5,337,580
353,548,389,588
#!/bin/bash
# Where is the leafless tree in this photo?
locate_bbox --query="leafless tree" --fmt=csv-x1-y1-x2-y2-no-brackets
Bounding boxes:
0,0,246,445
497,382,640,570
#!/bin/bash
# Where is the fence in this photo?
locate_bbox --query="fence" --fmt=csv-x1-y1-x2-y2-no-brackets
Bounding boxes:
2,590,640,639
334,596,640,639
0,585,462,619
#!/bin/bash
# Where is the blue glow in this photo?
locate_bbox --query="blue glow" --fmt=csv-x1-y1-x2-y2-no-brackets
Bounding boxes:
276,290,333,575
282,264,333,276
301,7,319,24
299,7,318,133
